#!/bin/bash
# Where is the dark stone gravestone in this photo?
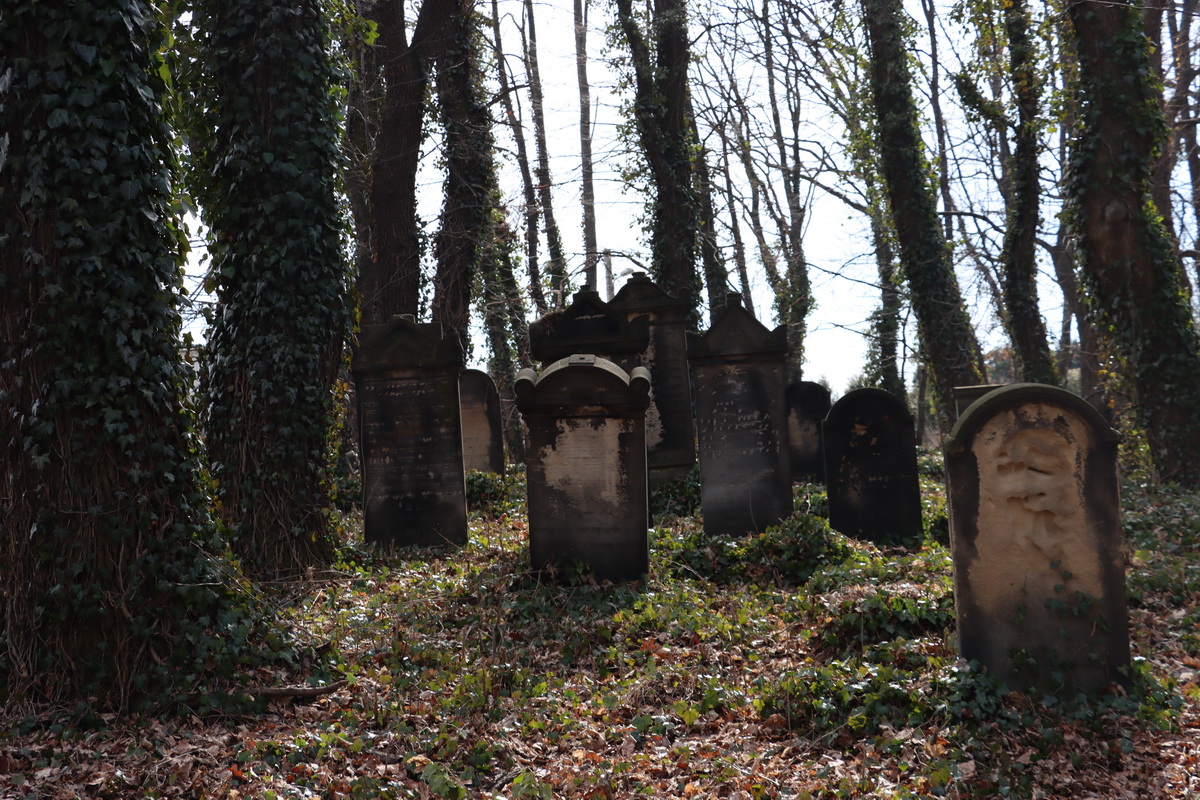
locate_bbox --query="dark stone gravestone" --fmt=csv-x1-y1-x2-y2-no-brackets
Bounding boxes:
785,381,832,483
515,354,652,581
687,293,791,536
823,388,922,544
608,272,696,483
459,369,505,475
953,383,1005,419
528,288,650,365
351,315,468,548
945,383,1129,694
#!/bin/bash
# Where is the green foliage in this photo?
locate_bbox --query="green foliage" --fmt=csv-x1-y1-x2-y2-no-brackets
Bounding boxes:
653,510,852,587
183,0,352,578
0,0,287,711
649,464,703,521
465,468,527,519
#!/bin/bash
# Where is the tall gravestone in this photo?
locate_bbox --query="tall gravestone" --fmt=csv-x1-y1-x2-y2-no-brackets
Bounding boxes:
515,355,652,581
785,381,832,483
528,288,650,365
352,316,468,548
823,388,922,544
608,272,696,483
945,383,1129,693
459,369,505,475
687,293,791,536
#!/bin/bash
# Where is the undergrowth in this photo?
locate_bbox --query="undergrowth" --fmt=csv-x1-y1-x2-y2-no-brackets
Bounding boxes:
3,461,1197,799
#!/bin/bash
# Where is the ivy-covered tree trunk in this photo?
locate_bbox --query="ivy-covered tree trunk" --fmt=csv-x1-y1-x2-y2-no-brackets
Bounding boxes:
0,1,243,708
190,1,351,580
1066,0,1200,485
1000,0,1059,385
613,0,702,318
861,0,985,421
432,1,494,346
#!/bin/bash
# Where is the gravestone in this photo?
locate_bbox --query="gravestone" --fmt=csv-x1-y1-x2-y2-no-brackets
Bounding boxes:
823,388,922,544
608,272,696,483
351,316,468,548
528,288,650,365
459,369,505,475
687,293,791,536
945,383,1129,693
953,384,1005,419
515,354,652,581
785,381,832,482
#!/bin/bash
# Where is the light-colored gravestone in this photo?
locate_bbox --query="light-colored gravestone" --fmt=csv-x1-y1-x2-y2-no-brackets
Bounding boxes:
352,316,467,548
687,293,791,536
945,383,1129,693
515,355,652,581
823,388,922,545
786,381,831,483
459,369,504,475
608,272,696,484
528,288,649,365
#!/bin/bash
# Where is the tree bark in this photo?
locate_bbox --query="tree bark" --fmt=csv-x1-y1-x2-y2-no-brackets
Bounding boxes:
613,0,702,316
432,1,494,346
523,0,569,305
2,1,239,707
1000,0,1059,385
490,0,547,314
862,0,985,422
1066,0,1200,485
575,0,599,290
361,0,454,325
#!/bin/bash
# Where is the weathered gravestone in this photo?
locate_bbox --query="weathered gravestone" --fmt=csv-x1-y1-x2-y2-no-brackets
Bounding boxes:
528,288,650,365
945,383,1129,693
351,316,467,548
515,354,652,581
786,381,832,483
608,272,696,483
953,384,1005,420
459,369,505,475
687,293,791,536
823,388,922,544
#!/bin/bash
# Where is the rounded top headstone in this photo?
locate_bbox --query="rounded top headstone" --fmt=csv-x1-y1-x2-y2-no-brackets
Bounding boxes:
945,383,1119,455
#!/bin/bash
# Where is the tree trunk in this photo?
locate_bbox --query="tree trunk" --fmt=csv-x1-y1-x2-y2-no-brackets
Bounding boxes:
613,0,702,317
361,0,454,325
523,0,569,305
862,0,985,422
490,0,547,314
1,1,239,708
194,0,350,580
1066,0,1200,485
1000,0,1059,385
432,2,494,347
575,0,599,290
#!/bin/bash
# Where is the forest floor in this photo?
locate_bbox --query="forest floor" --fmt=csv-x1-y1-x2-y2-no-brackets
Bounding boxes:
3,458,1200,799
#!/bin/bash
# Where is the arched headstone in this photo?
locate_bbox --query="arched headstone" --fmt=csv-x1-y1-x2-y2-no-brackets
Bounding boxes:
609,272,696,483
823,388,922,544
352,316,467,548
459,369,505,475
785,381,831,482
945,383,1129,693
687,293,791,536
515,355,652,581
